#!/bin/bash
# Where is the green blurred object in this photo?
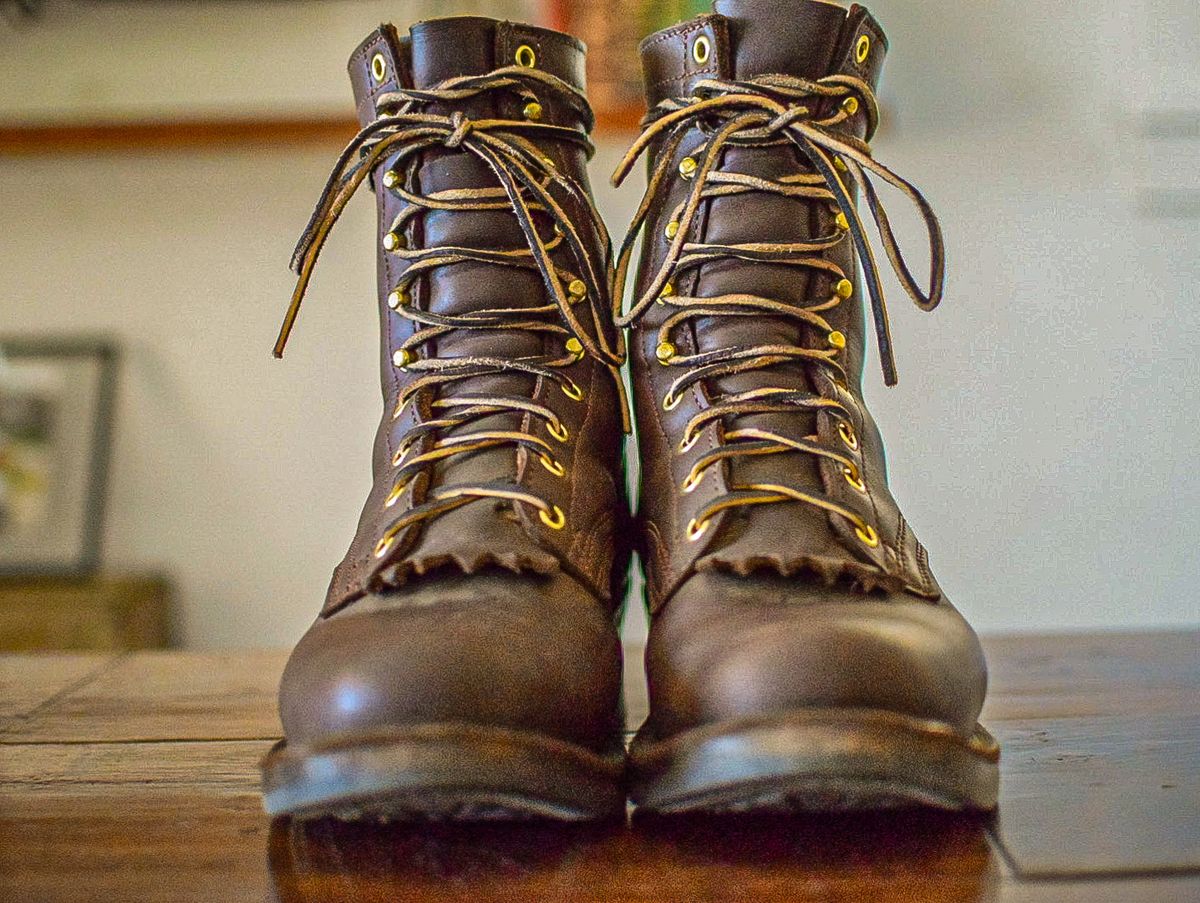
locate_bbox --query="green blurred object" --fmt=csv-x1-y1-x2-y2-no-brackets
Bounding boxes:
642,0,710,34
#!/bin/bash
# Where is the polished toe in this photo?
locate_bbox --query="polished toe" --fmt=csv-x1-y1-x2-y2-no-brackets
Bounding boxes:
279,572,623,752
643,571,988,740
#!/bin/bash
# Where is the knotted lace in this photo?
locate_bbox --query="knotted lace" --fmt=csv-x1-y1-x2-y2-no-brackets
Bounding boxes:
611,74,945,545
275,67,625,558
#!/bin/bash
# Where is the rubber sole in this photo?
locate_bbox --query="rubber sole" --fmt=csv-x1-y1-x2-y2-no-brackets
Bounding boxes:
628,708,1000,814
261,723,626,822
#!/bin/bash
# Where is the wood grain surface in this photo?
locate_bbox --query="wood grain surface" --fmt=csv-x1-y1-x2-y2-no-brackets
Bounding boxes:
0,631,1196,902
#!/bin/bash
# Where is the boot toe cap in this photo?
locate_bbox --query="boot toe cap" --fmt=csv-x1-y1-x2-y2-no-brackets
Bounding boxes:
647,572,988,738
279,572,622,751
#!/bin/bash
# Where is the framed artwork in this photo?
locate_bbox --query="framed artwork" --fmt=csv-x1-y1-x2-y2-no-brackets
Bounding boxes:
0,337,118,576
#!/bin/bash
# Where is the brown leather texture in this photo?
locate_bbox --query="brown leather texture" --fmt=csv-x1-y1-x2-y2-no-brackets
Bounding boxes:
620,0,987,745
275,17,628,758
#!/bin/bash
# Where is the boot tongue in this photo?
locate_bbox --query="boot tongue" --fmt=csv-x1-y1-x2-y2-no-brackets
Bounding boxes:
712,0,846,79
408,16,496,88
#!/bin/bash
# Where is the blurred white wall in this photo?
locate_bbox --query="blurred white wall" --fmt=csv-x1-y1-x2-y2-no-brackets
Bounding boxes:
1,0,1197,647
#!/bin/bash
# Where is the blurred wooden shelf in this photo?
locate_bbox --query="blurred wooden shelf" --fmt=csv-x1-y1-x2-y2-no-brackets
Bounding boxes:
0,108,643,157
0,575,173,652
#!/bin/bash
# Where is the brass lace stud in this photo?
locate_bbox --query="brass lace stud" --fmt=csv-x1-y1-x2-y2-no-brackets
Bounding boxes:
855,523,880,547
842,96,860,116
686,517,710,541
538,454,566,477
515,45,536,68
383,231,405,252
539,504,566,529
835,212,850,232
834,156,848,172
565,336,584,360
842,464,867,493
664,220,681,240
567,278,587,299
523,101,543,121
384,479,408,508
678,156,698,179
386,289,408,309
370,53,387,84
692,35,711,65
838,420,859,450
656,341,676,364
392,348,413,369
855,34,871,64
381,170,399,189
657,282,675,304
827,330,846,349
835,278,854,298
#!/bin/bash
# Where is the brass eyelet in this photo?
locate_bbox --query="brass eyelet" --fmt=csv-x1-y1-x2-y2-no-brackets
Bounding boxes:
539,504,566,529
515,45,536,68
835,277,854,298
678,156,698,179
384,479,408,508
692,35,711,65
855,523,880,548
837,421,859,451
370,53,388,84
834,156,848,173
827,330,846,350
681,470,703,493
835,213,850,232
657,282,675,305
855,34,871,64
655,341,676,364
679,430,700,453
664,220,681,240
686,517,710,541
523,101,543,121
561,379,584,401
547,420,569,442
391,440,414,468
842,464,866,493
662,392,682,412
538,454,565,477
841,96,860,116
373,532,397,558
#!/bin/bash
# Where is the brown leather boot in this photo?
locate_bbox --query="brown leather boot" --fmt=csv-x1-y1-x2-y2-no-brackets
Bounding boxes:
614,0,999,813
263,18,630,821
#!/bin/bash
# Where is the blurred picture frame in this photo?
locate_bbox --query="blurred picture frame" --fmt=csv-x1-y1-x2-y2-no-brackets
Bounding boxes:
0,337,118,577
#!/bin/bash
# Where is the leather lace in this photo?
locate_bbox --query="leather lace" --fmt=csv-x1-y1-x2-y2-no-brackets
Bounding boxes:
612,74,945,543
274,67,625,558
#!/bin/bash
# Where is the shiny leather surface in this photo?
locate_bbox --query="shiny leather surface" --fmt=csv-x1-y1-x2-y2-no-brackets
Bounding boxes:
279,17,626,755
628,1,987,745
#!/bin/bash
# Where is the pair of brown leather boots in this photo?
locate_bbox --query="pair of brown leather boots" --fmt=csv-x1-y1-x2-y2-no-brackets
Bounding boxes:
263,0,999,821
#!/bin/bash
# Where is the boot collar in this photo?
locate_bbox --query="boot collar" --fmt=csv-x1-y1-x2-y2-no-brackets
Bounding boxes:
640,1,888,108
346,18,587,128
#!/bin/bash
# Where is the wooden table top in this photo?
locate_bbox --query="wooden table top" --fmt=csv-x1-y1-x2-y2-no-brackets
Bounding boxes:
1,631,1197,902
